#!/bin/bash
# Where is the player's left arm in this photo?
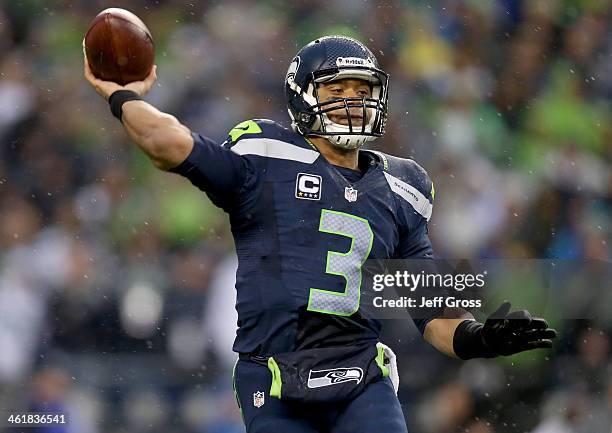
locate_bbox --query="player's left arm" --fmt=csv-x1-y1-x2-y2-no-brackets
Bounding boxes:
394,163,557,359
405,193,558,359
396,221,480,358
401,217,558,359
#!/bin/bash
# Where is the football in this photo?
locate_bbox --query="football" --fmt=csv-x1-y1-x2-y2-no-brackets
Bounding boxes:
84,8,154,85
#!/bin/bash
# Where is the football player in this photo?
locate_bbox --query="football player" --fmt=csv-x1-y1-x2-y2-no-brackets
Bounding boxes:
84,36,556,433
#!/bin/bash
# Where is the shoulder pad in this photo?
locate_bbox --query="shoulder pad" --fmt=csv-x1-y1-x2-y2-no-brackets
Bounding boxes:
224,119,301,146
226,119,264,143
383,154,434,200
381,153,434,220
223,119,319,164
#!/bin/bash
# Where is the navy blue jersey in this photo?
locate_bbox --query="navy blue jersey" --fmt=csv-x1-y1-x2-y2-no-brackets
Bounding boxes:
170,119,436,355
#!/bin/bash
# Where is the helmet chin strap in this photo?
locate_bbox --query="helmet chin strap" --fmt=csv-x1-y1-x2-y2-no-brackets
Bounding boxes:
322,131,376,150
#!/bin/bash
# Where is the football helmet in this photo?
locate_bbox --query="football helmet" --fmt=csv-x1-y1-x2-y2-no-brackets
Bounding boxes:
285,36,389,149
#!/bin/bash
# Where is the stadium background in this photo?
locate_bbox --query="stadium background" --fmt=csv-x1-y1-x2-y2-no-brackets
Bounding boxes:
0,0,610,432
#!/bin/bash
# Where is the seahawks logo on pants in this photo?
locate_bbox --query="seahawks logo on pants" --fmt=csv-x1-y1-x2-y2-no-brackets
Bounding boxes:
307,367,364,388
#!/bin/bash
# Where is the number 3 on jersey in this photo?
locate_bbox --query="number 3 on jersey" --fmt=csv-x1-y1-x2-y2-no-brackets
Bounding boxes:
307,209,374,316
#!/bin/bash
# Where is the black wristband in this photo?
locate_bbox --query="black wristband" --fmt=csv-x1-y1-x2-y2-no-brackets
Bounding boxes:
109,90,142,122
453,319,496,360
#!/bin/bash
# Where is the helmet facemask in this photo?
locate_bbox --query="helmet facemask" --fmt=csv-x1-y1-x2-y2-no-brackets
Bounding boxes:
287,63,389,150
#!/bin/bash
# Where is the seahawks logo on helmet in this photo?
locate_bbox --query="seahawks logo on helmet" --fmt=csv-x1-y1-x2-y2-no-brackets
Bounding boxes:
285,36,389,150
307,367,364,388
286,56,300,82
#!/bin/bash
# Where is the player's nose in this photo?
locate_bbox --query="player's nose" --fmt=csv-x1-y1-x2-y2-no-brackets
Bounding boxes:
343,88,362,98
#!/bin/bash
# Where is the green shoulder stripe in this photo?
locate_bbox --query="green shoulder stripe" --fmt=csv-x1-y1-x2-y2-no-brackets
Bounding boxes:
228,120,263,142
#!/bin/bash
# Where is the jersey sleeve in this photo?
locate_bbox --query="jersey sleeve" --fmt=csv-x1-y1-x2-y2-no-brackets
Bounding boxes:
398,219,440,334
396,217,434,259
168,132,257,211
391,159,440,334
393,158,435,260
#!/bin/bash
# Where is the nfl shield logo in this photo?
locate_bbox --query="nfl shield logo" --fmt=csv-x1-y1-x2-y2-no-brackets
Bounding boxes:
253,391,265,408
344,186,358,202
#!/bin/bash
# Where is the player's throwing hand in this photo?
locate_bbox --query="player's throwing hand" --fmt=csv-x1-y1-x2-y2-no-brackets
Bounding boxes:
83,53,157,101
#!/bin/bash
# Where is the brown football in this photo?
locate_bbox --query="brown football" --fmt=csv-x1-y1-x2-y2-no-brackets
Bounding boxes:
84,8,154,85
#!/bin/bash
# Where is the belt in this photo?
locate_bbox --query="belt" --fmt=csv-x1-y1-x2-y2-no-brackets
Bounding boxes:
239,353,270,364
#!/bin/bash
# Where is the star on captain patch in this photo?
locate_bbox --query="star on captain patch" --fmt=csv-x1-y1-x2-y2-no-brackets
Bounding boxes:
253,391,265,408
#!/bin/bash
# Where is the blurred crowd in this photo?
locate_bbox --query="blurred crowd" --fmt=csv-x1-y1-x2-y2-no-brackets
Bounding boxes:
0,0,610,432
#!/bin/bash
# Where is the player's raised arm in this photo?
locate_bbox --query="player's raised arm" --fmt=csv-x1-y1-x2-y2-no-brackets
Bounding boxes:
84,56,255,212
83,57,192,170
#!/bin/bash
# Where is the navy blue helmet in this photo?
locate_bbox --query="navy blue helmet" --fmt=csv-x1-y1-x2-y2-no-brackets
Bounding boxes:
285,36,389,149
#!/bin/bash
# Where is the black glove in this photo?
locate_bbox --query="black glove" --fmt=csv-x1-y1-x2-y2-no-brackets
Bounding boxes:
453,301,557,359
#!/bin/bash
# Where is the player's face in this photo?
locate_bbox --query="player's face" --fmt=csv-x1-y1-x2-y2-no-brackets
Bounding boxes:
316,78,372,127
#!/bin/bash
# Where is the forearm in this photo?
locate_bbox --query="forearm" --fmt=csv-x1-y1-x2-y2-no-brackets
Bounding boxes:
83,58,192,170
423,317,473,358
121,100,193,170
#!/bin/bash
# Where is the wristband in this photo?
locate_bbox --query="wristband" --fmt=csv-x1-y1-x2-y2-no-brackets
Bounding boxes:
452,319,496,360
109,90,142,122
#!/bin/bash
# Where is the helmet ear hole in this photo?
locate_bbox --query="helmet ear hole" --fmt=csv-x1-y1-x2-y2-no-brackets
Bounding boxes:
299,113,315,127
